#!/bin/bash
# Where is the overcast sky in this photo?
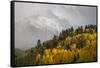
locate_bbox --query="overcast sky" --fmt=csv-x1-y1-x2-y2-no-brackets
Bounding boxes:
15,2,97,50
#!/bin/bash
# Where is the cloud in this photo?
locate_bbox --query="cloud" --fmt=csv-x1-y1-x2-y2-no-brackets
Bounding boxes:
29,15,64,33
15,2,96,50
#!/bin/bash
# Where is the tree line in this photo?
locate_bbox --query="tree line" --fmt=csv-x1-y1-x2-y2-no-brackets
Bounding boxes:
15,24,97,66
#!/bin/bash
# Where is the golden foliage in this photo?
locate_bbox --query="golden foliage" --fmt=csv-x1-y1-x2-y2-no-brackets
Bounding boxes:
15,25,97,66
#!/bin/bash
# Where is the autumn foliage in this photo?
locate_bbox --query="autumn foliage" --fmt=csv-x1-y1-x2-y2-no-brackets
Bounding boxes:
15,24,97,66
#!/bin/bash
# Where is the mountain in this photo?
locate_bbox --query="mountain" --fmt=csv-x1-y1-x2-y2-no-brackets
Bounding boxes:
15,48,24,57
15,25,97,66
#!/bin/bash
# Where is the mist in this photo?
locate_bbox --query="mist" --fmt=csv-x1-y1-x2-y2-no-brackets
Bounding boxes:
15,2,96,50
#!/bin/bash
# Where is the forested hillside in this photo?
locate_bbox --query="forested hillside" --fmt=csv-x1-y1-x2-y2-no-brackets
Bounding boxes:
15,24,97,66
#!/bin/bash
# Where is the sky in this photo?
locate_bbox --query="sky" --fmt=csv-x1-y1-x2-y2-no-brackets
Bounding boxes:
14,2,97,50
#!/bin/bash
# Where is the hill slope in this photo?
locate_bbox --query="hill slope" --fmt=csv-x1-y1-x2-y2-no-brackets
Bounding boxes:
15,24,97,66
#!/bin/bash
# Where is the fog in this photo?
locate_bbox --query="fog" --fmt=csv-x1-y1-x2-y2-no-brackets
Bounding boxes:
15,2,96,50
